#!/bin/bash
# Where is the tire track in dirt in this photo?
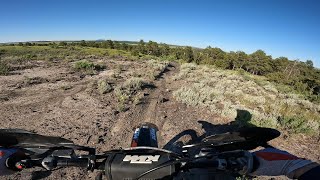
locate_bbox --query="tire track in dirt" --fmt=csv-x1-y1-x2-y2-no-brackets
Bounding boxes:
140,63,179,147
110,62,179,148
142,63,178,124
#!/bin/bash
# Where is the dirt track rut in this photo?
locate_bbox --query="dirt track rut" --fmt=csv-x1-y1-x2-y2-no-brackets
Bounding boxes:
110,62,179,149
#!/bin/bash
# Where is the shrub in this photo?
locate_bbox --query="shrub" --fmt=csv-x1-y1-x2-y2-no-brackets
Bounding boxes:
122,77,151,92
73,60,105,74
173,63,320,135
146,60,169,80
0,60,9,75
117,101,128,112
114,78,153,111
74,60,95,70
133,93,144,105
97,79,113,94
22,54,37,60
277,116,317,134
116,78,152,100
114,87,130,112
0,49,6,56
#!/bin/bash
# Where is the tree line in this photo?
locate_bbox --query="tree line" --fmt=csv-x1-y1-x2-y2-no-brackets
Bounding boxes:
11,40,320,100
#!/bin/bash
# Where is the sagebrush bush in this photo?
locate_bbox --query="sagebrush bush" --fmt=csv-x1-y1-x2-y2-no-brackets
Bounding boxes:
97,79,113,94
173,63,320,135
277,116,316,134
114,78,153,111
147,60,169,79
0,60,9,75
74,60,95,70
73,60,105,75
123,78,152,92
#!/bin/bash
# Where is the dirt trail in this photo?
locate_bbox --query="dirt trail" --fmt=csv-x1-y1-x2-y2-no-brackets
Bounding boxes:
137,63,180,146
110,62,180,148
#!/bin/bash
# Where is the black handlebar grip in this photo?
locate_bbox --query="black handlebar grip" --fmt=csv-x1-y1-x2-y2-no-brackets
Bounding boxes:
56,158,89,168
186,158,220,169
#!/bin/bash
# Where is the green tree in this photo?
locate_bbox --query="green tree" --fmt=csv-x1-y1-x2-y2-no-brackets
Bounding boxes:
183,46,194,63
101,41,108,48
59,41,67,46
120,43,129,51
306,60,313,68
226,51,238,69
138,40,146,54
113,41,120,49
234,52,248,70
131,48,140,56
273,57,290,72
25,42,32,46
247,50,272,75
106,40,114,49
194,50,204,64
146,41,160,56
160,43,170,56
202,47,226,65
172,47,184,60
80,40,87,46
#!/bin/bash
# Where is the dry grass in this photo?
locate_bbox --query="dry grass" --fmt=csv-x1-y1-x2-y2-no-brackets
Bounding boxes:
145,60,169,80
0,60,9,75
114,77,153,111
173,63,320,134
73,60,105,75
97,79,113,94
124,59,169,80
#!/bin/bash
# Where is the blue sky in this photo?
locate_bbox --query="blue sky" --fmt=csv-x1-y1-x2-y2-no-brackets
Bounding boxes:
1,0,319,67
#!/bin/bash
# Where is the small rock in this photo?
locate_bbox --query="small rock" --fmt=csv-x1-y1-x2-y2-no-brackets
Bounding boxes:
98,135,105,144
0,95,9,101
113,111,119,115
159,97,169,103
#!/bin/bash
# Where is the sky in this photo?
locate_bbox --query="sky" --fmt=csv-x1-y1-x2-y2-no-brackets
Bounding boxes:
1,0,319,67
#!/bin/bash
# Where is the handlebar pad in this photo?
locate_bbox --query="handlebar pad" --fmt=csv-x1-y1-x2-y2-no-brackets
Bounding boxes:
105,149,178,180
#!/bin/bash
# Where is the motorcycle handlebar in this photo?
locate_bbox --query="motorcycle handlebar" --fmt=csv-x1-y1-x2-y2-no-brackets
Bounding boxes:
56,158,90,168
48,157,226,171
186,158,221,169
14,157,92,171
12,150,251,179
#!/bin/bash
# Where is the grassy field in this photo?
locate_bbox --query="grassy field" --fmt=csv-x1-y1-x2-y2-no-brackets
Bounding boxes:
0,45,143,76
0,46,135,62
173,63,320,135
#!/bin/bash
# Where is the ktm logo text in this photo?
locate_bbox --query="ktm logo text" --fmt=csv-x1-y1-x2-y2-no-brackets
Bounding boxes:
123,155,160,164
